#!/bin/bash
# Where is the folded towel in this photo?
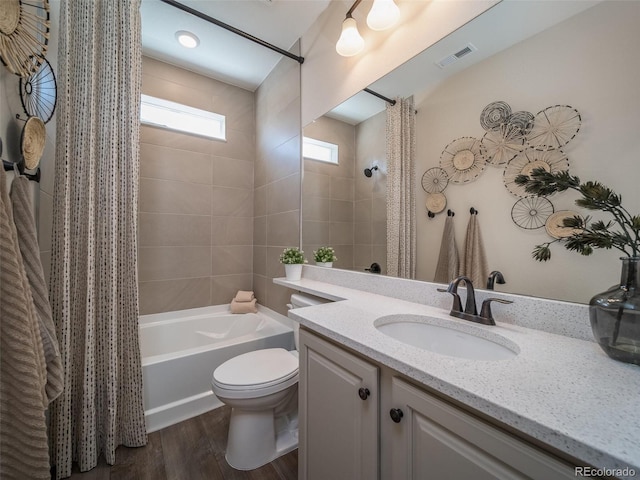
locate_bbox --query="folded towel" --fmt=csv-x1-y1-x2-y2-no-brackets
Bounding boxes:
230,298,258,314
234,290,255,303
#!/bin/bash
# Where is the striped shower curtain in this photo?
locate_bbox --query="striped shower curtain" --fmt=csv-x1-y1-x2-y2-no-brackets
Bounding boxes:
48,1,147,477
386,97,416,279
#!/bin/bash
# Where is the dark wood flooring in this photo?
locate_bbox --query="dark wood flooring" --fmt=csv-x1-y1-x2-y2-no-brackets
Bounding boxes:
67,406,298,480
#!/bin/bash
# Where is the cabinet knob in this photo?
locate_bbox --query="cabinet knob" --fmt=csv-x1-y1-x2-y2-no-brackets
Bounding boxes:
358,387,370,400
389,408,404,423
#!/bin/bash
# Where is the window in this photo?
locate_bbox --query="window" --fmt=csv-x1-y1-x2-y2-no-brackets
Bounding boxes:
140,94,226,141
303,136,339,164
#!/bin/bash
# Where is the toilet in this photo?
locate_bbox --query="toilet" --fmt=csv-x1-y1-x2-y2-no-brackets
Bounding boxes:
211,293,330,470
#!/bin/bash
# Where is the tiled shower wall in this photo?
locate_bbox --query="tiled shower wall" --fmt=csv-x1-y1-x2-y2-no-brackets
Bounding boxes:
138,57,255,315
302,116,355,270
253,47,302,316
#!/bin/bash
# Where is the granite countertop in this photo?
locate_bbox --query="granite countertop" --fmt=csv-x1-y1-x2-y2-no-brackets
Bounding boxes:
275,276,640,478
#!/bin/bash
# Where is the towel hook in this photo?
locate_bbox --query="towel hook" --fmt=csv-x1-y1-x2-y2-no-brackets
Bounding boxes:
447,209,455,217
427,210,435,219
470,207,478,215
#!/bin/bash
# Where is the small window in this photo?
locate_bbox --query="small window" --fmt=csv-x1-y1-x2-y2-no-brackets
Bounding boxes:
303,136,338,164
140,94,226,141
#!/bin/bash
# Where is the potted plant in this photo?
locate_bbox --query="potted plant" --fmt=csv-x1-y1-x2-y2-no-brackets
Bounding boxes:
313,246,337,267
515,169,640,365
279,247,306,281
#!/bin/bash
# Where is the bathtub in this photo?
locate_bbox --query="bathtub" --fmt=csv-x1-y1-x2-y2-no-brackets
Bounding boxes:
139,304,294,433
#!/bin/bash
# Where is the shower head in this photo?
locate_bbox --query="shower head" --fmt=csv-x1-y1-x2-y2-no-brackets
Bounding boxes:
364,165,379,177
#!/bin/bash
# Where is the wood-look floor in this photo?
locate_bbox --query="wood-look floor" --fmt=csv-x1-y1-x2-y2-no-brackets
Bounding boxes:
66,406,298,480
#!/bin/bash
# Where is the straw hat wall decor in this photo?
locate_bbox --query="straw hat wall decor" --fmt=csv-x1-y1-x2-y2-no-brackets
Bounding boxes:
21,116,46,169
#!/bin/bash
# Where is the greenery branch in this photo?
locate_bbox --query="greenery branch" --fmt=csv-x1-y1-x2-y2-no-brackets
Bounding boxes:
514,169,640,261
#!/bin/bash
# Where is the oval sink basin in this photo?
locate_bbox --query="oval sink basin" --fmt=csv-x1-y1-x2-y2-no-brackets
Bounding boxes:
375,314,519,361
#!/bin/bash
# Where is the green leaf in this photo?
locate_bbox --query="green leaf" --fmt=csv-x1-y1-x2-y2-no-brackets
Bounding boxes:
532,244,552,262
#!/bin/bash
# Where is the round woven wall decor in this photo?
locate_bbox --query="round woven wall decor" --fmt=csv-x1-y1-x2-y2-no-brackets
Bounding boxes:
545,211,584,239
21,116,46,169
0,0,50,77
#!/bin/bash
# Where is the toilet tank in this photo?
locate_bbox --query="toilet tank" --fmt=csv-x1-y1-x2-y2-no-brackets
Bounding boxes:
288,293,332,350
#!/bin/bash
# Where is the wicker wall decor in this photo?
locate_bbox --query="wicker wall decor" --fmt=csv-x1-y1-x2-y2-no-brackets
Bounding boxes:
481,123,525,167
439,137,487,184
526,105,581,150
511,196,554,230
421,167,449,193
0,0,50,77
479,101,511,131
503,146,570,198
20,56,56,122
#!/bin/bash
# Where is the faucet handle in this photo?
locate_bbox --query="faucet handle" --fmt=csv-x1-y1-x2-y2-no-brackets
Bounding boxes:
480,298,513,325
438,288,463,313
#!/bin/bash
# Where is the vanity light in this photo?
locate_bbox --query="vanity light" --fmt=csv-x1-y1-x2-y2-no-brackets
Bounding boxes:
367,0,400,31
336,15,365,57
175,30,200,49
336,0,401,57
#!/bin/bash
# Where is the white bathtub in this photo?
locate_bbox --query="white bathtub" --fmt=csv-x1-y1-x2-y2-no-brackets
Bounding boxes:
139,304,294,433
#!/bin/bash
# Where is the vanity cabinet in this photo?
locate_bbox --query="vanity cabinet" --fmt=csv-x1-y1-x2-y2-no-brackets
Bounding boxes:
300,329,577,480
298,329,379,480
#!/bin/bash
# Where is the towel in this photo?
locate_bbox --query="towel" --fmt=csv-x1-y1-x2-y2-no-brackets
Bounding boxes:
234,290,255,303
462,213,488,287
11,175,64,404
434,216,459,284
230,298,258,314
0,167,51,479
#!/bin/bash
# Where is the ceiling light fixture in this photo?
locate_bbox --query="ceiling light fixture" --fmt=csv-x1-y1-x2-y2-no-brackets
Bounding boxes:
175,30,200,49
336,0,400,57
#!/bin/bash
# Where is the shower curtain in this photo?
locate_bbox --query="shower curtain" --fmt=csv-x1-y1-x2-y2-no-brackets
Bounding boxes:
48,1,147,477
386,97,416,279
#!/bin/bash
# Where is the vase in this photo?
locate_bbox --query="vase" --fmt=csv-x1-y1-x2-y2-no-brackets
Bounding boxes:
589,257,640,365
316,262,333,268
284,264,303,281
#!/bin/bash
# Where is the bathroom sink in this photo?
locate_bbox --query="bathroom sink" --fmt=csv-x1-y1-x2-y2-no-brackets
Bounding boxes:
374,314,519,361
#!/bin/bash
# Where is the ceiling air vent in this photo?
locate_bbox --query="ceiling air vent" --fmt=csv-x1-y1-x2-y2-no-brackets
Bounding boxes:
436,43,477,68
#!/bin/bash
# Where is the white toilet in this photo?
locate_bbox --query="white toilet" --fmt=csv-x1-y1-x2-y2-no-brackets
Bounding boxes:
211,293,329,470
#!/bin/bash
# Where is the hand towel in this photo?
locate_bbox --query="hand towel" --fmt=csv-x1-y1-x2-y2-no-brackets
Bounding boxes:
462,213,489,287
230,298,258,314
234,290,255,303
434,216,459,284
11,175,64,404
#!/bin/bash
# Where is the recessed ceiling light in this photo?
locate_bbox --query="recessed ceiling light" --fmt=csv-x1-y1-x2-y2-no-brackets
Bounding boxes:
175,30,199,49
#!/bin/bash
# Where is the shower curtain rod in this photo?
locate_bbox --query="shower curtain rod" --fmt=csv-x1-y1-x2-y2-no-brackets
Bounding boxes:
364,88,396,106
159,0,305,64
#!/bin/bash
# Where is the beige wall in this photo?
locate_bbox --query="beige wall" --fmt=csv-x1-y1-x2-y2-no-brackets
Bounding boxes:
415,2,640,303
138,57,255,314
303,116,355,270
253,46,302,316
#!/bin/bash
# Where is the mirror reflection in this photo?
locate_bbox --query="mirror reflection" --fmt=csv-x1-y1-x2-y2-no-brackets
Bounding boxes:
302,0,640,304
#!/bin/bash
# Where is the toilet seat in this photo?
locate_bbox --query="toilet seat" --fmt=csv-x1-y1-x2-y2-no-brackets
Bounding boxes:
212,348,299,399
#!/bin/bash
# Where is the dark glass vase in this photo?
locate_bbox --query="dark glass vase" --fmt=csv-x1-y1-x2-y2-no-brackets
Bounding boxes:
589,257,640,365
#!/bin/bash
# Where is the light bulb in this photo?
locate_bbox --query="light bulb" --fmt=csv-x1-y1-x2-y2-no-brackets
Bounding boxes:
336,16,365,57
366,0,400,31
175,31,200,49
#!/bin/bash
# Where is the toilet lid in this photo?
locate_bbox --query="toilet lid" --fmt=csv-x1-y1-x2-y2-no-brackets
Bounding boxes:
213,348,298,390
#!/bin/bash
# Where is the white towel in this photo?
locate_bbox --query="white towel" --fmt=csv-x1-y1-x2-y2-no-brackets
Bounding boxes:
434,216,459,283
462,213,488,287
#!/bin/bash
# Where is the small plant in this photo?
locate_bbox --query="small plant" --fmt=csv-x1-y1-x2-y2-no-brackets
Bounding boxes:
279,247,306,264
514,169,640,261
313,246,337,263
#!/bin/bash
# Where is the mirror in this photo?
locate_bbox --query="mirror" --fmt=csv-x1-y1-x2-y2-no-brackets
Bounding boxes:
302,0,640,304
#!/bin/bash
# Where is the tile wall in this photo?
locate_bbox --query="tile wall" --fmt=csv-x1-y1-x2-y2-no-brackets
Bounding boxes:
138,57,255,314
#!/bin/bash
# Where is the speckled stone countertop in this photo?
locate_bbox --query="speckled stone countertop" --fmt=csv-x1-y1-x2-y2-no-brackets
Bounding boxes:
274,268,640,478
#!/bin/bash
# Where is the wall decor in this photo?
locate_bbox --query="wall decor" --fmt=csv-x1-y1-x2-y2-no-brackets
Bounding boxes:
479,100,511,131
507,111,535,135
511,196,554,230
0,0,50,77
480,122,525,166
425,192,447,214
439,137,486,184
544,210,584,239
421,167,449,193
526,105,582,150
19,56,56,122
503,147,570,197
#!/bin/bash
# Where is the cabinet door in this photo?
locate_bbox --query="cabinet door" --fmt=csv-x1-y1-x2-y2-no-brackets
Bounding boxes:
388,376,575,480
299,329,379,480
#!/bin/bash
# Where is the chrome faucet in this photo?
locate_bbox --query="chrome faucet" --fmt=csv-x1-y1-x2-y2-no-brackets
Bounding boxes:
438,276,513,326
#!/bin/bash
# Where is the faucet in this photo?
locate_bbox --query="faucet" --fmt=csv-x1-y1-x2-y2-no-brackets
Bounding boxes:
438,276,513,326
487,271,506,290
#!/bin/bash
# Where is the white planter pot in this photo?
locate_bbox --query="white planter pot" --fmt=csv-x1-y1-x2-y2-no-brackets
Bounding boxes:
284,263,303,281
316,262,333,268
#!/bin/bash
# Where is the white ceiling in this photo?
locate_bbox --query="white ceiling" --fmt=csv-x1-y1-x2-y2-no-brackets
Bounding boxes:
140,0,331,91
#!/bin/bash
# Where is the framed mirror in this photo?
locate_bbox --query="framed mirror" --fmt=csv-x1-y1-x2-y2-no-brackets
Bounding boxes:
302,0,640,304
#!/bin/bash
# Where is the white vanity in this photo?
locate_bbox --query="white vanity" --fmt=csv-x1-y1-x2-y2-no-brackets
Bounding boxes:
275,266,640,480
